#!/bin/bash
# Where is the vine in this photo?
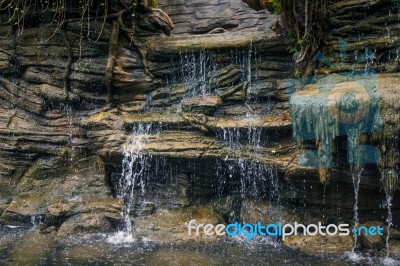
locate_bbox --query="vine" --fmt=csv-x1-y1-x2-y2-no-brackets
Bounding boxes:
62,24,73,100
0,0,170,104
241,0,329,76
280,0,329,76
105,19,119,105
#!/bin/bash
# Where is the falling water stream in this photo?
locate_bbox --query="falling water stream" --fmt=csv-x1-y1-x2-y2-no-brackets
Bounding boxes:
386,194,393,258
108,124,153,244
351,166,363,253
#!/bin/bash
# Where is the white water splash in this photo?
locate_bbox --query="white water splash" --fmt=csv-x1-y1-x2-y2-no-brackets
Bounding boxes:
108,124,152,244
344,251,364,264
382,257,400,266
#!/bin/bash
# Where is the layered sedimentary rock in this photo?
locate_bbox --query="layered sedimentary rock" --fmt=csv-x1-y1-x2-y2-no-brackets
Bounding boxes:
0,0,398,244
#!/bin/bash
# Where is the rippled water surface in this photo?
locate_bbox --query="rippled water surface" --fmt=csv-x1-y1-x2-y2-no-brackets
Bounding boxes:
1,226,399,265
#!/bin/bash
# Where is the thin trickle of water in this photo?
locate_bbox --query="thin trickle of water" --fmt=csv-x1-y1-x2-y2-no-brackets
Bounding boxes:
385,194,393,258
216,126,279,200
170,43,261,114
217,126,262,149
351,166,363,252
178,49,215,97
65,105,73,146
30,215,43,228
245,40,256,117
61,103,76,162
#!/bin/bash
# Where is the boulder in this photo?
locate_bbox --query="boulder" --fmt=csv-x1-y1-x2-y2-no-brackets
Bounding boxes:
57,213,113,236
0,156,121,231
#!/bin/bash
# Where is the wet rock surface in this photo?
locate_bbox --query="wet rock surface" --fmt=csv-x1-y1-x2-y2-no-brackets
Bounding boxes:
0,0,398,255
283,234,354,256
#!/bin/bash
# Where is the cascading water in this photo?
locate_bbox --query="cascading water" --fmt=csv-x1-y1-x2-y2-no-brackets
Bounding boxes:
63,104,73,146
351,166,363,252
385,194,393,258
165,42,261,113
179,49,216,97
216,126,280,202
108,124,153,244
61,103,75,160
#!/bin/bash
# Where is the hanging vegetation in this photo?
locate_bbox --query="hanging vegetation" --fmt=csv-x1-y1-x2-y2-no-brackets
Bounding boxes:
242,0,329,77
0,0,174,105
280,0,329,76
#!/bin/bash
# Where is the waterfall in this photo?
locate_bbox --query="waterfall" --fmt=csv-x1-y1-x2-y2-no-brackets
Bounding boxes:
63,104,73,147
351,166,363,252
168,43,260,113
61,103,75,160
179,48,215,97
216,126,280,201
108,124,153,244
385,194,393,258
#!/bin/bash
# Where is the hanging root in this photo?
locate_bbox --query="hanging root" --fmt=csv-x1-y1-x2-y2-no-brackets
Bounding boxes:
114,9,154,78
0,48,14,58
134,42,154,78
63,25,73,100
105,19,120,105
280,0,328,76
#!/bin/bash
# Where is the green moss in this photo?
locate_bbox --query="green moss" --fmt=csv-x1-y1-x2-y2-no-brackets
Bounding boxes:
149,0,158,8
270,0,281,13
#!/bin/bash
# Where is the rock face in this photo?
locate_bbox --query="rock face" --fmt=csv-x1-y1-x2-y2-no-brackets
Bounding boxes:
181,95,223,115
0,155,121,233
0,0,399,250
132,206,225,242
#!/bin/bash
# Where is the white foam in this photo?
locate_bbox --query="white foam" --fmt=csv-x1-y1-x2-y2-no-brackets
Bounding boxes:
5,225,24,229
344,251,364,264
382,257,400,266
107,231,135,244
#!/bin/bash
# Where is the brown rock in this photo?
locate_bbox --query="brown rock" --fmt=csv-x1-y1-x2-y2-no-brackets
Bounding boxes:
359,221,385,250
284,234,354,256
181,95,223,115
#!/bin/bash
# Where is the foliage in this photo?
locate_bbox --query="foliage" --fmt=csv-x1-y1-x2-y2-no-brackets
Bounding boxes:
280,0,329,76
269,0,281,14
148,0,158,8
0,0,109,38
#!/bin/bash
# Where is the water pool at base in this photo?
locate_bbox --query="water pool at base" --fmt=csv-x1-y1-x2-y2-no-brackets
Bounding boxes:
1,226,399,266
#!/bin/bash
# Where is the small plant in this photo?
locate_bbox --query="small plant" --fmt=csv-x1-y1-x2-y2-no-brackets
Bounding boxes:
149,0,158,8
269,0,281,13
141,0,158,8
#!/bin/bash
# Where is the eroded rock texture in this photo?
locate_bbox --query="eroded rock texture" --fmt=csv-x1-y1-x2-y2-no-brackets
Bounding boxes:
0,0,399,240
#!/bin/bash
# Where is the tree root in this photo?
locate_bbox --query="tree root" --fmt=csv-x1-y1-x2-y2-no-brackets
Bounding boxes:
104,6,155,105
105,19,120,105
63,25,73,100
0,48,14,58
115,10,154,78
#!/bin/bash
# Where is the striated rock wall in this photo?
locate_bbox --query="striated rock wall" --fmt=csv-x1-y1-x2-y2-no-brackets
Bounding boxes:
157,0,275,35
0,0,398,237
